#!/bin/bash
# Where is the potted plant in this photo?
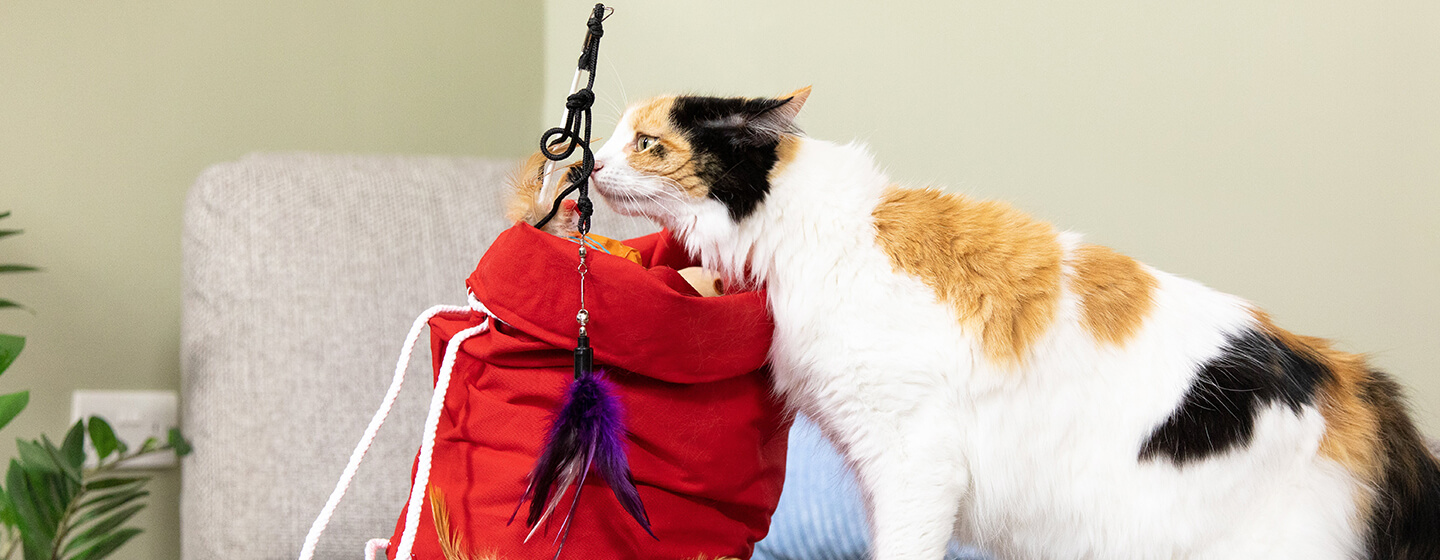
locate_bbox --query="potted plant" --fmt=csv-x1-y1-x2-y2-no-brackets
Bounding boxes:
0,211,190,560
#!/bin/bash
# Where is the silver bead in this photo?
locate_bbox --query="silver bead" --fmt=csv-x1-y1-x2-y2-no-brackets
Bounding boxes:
576,309,589,325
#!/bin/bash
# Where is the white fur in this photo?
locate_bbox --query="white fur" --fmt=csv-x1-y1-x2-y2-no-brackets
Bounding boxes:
593,111,1365,559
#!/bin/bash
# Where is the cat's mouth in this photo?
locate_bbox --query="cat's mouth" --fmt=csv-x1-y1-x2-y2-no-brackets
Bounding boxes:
588,176,615,197
588,177,624,204
588,176,649,217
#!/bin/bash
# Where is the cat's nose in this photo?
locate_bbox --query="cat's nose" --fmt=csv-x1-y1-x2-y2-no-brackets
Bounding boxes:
591,160,605,175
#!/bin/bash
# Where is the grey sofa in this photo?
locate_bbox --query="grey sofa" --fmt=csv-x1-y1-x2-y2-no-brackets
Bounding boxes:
180,153,652,559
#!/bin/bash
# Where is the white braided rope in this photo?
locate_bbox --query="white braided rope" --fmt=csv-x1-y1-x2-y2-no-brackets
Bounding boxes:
363,539,389,560
297,304,469,560
467,291,507,326
393,318,491,558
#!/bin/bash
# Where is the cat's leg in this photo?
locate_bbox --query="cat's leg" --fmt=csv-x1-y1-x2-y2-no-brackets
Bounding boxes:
850,418,967,560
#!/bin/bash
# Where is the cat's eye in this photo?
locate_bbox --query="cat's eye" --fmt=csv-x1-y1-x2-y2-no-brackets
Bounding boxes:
634,135,658,153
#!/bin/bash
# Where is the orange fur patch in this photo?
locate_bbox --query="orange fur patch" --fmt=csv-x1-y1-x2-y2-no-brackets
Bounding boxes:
504,149,551,224
769,135,801,181
1069,245,1158,346
628,95,677,138
1252,313,1384,483
873,187,1063,365
624,96,709,198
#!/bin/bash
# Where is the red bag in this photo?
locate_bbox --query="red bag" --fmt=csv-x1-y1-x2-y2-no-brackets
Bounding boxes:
387,224,790,560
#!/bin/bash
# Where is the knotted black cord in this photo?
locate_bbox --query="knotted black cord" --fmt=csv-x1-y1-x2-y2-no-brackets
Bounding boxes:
533,3,610,235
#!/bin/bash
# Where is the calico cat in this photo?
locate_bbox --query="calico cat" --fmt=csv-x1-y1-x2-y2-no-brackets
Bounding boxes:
588,88,1440,560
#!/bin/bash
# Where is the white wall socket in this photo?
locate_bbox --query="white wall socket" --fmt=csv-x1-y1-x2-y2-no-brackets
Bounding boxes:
70,390,179,470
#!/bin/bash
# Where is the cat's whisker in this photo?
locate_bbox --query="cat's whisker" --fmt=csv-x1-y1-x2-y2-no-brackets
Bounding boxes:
598,98,624,127
601,173,689,206
625,187,676,207
609,57,628,109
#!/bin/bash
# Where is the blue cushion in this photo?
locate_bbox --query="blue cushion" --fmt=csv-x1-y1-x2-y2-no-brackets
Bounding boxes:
752,416,987,560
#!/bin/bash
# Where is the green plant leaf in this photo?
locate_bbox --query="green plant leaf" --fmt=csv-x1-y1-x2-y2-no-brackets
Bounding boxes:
0,504,16,532
15,440,59,475
0,266,38,274
137,438,157,455
41,437,80,496
62,504,144,554
85,418,118,462
0,391,28,433
72,481,146,514
0,211,10,220
6,461,49,546
12,463,65,541
0,334,23,375
5,461,37,526
61,421,86,470
24,467,64,531
22,534,48,560
166,428,192,457
0,299,28,311
66,527,140,560
0,229,21,239
41,435,82,488
0,488,17,528
72,490,147,527
81,477,143,492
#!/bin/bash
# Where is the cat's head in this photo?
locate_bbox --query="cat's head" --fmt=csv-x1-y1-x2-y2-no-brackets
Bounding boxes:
591,88,809,237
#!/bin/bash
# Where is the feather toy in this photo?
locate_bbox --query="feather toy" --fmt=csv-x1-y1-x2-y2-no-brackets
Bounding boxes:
513,367,654,552
512,5,653,557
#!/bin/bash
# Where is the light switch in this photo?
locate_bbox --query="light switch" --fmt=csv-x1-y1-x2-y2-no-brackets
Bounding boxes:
70,390,179,469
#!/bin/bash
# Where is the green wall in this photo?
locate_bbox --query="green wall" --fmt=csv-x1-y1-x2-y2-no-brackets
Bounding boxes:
546,0,1439,430
0,2,542,558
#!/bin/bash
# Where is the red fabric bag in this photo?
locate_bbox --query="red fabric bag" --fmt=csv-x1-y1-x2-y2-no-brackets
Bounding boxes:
387,223,791,560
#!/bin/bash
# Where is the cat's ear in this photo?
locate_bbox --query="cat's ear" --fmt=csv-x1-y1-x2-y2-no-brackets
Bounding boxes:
750,86,809,139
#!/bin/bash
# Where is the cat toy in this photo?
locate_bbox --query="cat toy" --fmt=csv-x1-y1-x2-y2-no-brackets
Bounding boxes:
296,5,649,560
516,1,655,550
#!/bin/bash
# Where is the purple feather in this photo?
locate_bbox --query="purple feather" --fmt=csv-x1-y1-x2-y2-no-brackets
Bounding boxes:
512,368,653,556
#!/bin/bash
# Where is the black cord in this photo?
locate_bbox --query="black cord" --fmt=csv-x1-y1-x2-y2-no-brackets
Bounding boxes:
533,4,609,235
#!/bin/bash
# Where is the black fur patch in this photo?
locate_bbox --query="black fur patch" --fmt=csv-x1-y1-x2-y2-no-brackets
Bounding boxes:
669,95,791,222
1139,328,1329,465
1359,372,1440,560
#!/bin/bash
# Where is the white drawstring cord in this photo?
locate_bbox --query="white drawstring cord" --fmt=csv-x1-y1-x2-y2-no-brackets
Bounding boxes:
467,291,507,327
364,539,390,560
297,304,469,560
392,318,491,558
